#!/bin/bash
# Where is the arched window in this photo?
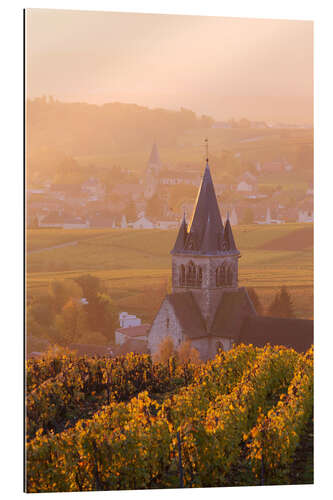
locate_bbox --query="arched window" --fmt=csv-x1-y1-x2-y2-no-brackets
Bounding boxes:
216,264,226,287
197,267,203,287
220,265,226,285
186,261,196,287
180,265,185,286
227,265,234,285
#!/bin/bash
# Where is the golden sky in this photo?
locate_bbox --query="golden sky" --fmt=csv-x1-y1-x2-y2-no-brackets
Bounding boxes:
25,9,313,123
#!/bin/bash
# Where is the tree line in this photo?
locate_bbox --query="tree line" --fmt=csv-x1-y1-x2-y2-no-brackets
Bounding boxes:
27,98,214,157
27,274,118,352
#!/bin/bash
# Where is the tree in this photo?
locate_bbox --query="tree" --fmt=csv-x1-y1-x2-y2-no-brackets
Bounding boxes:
247,287,264,316
26,314,45,339
154,336,175,363
28,295,54,328
85,293,118,343
145,193,164,218
54,299,88,346
74,274,103,302
268,286,295,318
78,331,108,345
177,340,200,364
48,279,83,314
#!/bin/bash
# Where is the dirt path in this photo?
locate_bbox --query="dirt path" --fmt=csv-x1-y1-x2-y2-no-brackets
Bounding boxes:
27,241,78,255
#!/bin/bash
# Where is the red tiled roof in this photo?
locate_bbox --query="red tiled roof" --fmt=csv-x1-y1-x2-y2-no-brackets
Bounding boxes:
115,324,150,337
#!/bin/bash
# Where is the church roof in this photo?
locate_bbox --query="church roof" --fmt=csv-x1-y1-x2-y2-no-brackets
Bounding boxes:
188,162,223,243
166,292,207,339
148,142,161,166
171,214,187,253
238,316,313,353
171,161,239,256
224,216,238,252
210,288,257,338
158,290,313,353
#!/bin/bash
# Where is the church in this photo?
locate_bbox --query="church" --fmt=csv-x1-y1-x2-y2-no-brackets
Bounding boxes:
147,160,313,360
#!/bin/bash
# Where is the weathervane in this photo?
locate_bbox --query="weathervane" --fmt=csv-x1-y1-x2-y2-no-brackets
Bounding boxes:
204,138,209,162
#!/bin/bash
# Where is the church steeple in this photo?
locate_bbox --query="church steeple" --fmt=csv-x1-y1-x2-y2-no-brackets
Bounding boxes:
148,142,161,167
171,157,240,327
171,161,239,256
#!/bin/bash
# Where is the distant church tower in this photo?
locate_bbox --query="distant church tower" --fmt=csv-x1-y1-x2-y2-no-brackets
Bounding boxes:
171,161,240,329
144,143,162,199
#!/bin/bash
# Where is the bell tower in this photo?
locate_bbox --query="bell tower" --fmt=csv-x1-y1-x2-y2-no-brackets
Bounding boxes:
144,142,162,200
171,161,240,330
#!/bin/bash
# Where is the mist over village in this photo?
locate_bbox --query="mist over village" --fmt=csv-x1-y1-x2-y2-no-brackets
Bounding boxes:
25,9,313,493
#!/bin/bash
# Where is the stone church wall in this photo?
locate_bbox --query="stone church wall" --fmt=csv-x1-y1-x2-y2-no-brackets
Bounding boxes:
147,298,184,355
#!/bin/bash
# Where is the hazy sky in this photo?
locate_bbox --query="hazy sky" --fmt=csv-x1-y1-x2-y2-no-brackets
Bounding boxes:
26,9,313,123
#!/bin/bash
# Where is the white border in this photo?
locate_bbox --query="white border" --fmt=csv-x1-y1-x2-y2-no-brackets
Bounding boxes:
1,1,332,499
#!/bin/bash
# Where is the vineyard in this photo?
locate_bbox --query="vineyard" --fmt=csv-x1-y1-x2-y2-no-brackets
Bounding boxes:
25,344,313,492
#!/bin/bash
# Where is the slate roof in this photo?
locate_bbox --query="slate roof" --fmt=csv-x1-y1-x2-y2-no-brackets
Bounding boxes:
171,162,239,256
160,290,313,352
188,162,224,244
238,316,314,353
171,214,187,253
210,288,257,338
224,217,238,252
166,292,207,339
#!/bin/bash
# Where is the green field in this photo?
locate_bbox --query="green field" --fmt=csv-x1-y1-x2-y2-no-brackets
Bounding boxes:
26,223,313,322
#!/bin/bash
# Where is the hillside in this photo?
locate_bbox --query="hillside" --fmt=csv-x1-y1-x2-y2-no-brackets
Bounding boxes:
25,345,313,491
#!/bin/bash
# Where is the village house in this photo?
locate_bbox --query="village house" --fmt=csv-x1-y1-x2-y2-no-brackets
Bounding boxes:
38,214,89,229
115,324,150,346
236,172,257,193
81,177,106,201
119,312,141,328
298,210,314,223
147,160,313,360
159,169,201,187
130,215,155,229
155,218,179,230
111,183,144,201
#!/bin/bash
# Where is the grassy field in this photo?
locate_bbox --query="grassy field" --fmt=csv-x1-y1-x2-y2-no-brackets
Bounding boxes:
26,223,313,322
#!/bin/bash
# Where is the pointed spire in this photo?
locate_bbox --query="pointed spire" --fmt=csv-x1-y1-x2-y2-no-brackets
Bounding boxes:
148,142,161,166
201,215,220,254
171,213,188,254
170,159,239,255
224,217,238,252
187,161,224,249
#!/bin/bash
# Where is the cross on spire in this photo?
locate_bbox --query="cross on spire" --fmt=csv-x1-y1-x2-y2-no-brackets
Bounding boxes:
205,138,209,163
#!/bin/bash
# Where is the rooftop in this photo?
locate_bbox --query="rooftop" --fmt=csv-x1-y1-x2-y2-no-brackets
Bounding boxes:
115,324,150,337
238,316,313,353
